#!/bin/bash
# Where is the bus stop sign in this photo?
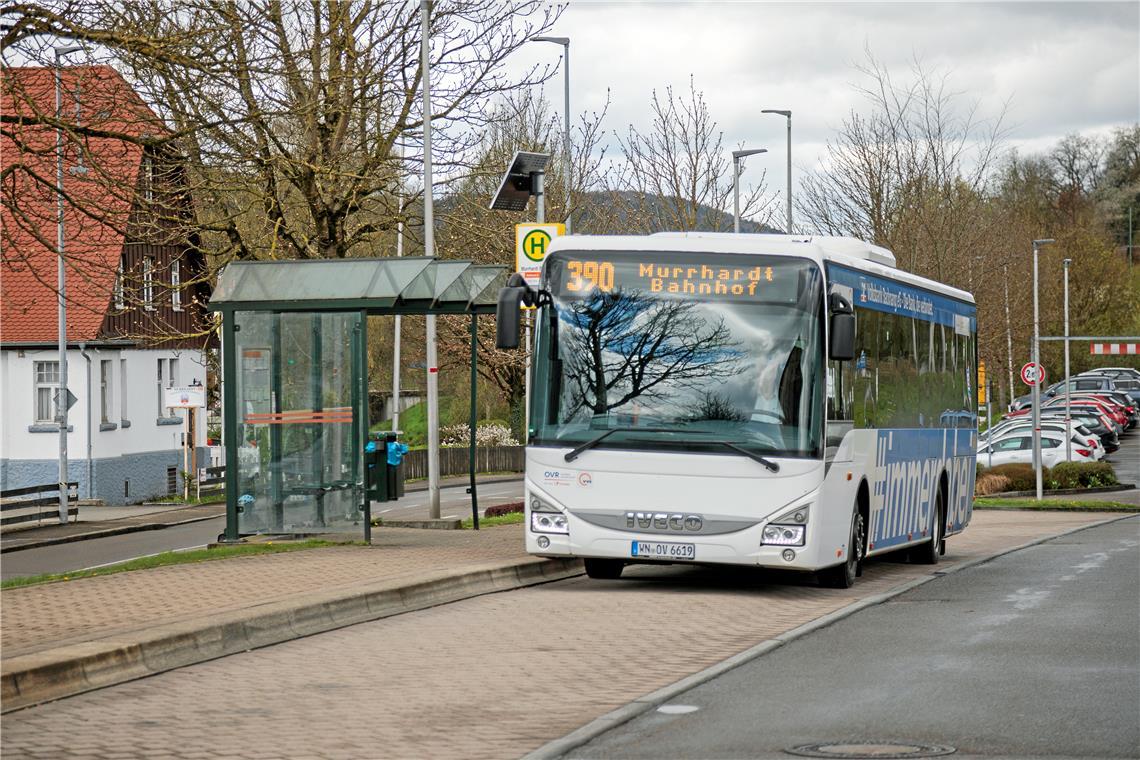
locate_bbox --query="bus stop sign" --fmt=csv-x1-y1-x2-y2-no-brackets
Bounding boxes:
1020,362,1045,386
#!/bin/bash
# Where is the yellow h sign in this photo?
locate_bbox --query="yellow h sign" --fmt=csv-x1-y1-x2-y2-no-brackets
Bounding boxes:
515,223,564,283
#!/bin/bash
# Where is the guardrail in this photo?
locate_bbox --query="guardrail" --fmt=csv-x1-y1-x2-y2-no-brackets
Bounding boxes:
1,482,79,527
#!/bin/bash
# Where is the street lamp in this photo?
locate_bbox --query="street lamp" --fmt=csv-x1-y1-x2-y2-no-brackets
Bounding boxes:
54,44,82,525
732,148,767,234
1063,257,1072,464
421,0,442,518
761,109,792,234
1031,237,1055,501
531,36,571,234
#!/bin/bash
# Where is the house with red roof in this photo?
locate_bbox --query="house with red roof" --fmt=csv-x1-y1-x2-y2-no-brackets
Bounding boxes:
1,64,212,503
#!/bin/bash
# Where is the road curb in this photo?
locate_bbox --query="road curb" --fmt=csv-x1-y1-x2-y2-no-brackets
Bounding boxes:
520,513,1138,760
1,556,583,713
0,513,225,555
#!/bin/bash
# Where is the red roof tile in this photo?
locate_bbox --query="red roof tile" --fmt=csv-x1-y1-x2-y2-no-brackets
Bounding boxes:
2,65,163,343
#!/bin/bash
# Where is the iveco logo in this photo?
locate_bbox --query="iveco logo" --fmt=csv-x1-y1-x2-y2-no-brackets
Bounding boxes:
625,512,703,531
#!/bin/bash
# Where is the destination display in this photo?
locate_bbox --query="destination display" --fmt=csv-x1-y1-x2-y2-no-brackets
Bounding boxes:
548,252,809,303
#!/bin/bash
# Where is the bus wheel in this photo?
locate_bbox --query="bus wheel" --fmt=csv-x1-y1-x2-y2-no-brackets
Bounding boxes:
819,509,864,589
910,487,945,565
584,558,625,579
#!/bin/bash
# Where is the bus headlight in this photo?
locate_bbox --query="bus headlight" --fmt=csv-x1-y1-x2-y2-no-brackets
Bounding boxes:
531,512,569,534
762,524,805,546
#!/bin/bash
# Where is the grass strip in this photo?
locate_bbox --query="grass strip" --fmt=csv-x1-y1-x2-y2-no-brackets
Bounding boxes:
462,512,525,529
974,498,1138,511
1,539,347,590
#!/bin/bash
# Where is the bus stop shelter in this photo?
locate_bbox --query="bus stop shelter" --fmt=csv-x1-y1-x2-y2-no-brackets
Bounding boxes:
207,257,506,543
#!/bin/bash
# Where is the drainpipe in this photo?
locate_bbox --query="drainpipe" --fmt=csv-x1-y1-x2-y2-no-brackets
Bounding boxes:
80,343,93,499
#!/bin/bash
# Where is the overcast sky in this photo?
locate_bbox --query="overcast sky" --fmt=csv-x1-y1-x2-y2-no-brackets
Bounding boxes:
507,1,1139,217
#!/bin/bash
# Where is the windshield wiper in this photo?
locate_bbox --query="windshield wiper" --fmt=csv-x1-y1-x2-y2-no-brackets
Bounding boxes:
564,427,682,462
707,440,780,473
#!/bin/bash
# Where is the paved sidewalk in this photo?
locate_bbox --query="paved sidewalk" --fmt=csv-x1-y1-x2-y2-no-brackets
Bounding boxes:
1,510,1131,760
0,472,523,553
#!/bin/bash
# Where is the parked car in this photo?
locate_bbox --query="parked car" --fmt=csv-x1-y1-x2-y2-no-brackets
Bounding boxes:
1039,411,1119,453
979,421,1102,460
1011,375,1120,411
979,430,1096,468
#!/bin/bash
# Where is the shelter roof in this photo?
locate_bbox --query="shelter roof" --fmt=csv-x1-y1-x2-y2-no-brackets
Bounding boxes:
207,258,507,314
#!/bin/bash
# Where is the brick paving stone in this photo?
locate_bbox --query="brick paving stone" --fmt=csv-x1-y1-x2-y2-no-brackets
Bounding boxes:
2,527,528,657
1,511,1129,760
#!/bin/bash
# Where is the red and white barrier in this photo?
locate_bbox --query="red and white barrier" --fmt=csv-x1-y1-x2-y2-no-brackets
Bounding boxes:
1090,343,1139,355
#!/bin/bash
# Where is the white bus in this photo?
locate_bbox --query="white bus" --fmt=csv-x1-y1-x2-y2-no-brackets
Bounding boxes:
496,233,978,588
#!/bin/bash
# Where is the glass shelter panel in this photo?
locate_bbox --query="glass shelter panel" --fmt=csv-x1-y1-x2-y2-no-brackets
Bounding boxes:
233,310,365,534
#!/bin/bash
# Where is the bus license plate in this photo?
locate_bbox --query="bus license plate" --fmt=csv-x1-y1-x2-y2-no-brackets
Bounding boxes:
631,540,695,560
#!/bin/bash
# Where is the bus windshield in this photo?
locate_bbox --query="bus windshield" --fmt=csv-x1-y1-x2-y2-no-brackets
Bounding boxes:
530,251,825,459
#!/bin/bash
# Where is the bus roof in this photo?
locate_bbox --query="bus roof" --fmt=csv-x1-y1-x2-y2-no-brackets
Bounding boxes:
545,232,975,305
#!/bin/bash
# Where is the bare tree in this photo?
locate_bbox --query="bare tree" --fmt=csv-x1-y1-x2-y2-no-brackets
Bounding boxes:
609,77,775,233
2,0,562,266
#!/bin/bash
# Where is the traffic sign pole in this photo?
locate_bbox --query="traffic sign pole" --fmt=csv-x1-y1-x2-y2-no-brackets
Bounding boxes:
1032,245,1042,501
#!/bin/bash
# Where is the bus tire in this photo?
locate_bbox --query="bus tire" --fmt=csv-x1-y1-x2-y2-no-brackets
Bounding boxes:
910,485,945,565
584,558,625,579
819,508,864,589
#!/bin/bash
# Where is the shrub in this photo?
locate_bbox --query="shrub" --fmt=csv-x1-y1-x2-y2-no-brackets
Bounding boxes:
982,463,1045,492
484,501,524,518
439,422,520,447
1050,462,1119,490
975,473,1012,496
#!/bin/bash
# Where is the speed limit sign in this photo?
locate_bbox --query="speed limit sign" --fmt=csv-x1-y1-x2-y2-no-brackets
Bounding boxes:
1020,362,1046,386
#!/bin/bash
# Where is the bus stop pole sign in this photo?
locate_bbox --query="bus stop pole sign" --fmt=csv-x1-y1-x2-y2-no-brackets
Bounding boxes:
1020,362,1045,386
515,223,564,286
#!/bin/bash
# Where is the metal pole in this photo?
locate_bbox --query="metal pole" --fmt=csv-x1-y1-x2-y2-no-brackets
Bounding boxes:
563,42,571,234
1003,263,1014,410
1063,258,1071,463
1032,244,1041,500
733,156,741,234
785,113,792,234
1129,206,1134,268
422,0,441,519
55,50,71,525
469,314,479,529
392,148,404,434
524,170,544,443
986,380,992,469
1031,238,1053,501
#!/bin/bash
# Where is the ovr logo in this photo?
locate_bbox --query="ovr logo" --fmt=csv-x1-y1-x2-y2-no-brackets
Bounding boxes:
522,229,552,262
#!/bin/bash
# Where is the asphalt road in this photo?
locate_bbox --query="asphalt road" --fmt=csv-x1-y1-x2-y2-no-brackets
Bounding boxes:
569,515,1140,759
1106,428,1140,487
1,479,523,579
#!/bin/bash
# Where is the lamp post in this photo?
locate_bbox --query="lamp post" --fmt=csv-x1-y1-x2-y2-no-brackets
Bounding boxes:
54,44,82,525
532,36,571,234
421,0,441,518
732,148,766,234
1003,262,1014,410
1031,238,1055,501
761,109,792,234
1063,257,1072,464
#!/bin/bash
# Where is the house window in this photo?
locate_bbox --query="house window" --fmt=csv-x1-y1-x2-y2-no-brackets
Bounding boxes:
100,360,113,424
113,261,125,310
34,361,60,423
120,357,129,422
157,358,165,416
143,257,155,311
157,357,179,416
171,259,182,311
141,155,154,202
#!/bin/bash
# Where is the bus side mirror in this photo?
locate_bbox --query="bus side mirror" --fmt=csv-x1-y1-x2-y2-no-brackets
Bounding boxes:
828,292,855,361
496,273,531,350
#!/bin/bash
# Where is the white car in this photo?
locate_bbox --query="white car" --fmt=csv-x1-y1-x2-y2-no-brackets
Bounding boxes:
979,430,1096,468
979,422,1103,460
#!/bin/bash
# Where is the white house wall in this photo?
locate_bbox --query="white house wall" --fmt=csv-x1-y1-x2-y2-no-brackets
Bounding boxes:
1,346,207,503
